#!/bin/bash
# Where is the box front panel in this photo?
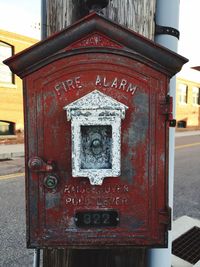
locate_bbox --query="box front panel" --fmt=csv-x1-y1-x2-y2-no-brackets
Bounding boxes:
25,53,169,248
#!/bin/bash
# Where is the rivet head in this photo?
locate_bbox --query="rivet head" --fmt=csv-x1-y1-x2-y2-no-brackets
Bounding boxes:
44,175,58,189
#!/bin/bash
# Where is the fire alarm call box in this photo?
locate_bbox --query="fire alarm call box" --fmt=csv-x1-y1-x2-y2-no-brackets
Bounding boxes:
4,13,187,248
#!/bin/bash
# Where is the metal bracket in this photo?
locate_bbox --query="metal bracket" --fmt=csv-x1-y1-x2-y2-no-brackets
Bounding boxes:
160,95,176,127
160,95,172,115
155,24,180,39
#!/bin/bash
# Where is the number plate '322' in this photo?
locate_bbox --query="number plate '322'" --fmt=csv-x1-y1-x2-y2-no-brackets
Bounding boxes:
75,210,119,227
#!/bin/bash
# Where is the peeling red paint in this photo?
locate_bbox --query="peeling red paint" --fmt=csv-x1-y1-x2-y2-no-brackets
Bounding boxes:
4,13,187,249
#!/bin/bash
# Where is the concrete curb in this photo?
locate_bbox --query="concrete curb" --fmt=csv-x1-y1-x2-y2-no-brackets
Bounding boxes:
0,152,24,160
0,144,24,160
175,130,200,137
0,157,25,176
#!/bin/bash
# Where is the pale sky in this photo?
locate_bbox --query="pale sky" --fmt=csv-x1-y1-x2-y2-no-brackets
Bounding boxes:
178,0,200,67
0,0,41,39
0,0,199,66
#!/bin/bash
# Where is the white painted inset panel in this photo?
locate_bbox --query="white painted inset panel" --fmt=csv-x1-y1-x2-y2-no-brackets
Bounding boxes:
64,90,128,185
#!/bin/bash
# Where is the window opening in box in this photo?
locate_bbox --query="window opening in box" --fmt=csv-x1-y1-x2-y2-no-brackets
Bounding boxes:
81,125,112,169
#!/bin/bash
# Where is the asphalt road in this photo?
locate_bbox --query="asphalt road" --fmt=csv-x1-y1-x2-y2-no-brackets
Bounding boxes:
174,134,200,220
0,134,199,266
0,175,33,267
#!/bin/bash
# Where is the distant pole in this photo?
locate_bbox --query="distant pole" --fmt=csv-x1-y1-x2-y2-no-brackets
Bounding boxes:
148,0,180,267
42,1,156,266
41,0,47,39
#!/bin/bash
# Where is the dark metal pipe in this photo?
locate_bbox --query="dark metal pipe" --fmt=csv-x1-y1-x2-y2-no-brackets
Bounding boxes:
41,0,47,39
33,249,40,267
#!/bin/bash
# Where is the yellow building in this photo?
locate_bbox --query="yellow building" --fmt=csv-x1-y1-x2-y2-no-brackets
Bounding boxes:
176,74,200,130
0,29,38,135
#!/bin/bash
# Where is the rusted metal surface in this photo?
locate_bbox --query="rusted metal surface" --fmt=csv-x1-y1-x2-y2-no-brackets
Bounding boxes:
4,13,188,249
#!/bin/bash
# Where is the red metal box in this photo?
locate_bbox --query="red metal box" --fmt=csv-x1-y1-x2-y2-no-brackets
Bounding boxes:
4,13,187,248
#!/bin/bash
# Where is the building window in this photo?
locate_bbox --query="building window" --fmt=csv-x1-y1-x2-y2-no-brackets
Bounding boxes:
0,41,13,83
0,121,15,135
177,120,187,128
178,84,188,104
192,86,200,105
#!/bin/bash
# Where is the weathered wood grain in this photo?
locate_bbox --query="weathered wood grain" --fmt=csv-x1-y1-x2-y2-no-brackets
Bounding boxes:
46,0,88,35
46,0,156,40
105,0,156,39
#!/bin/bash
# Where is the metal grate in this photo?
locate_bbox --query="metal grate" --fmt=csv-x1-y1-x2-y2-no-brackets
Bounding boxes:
172,226,200,264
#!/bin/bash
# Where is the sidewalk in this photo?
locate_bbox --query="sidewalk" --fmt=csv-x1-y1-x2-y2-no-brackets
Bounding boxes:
0,144,24,176
0,143,24,160
175,130,200,137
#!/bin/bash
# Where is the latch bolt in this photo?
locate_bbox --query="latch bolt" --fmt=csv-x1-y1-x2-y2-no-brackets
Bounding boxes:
28,156,55,172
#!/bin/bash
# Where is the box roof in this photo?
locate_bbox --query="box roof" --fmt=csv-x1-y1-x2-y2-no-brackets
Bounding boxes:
4,12,188,78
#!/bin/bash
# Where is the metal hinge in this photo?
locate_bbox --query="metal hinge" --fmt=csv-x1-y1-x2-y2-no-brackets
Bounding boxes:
160,95,176,127
159,207,171,230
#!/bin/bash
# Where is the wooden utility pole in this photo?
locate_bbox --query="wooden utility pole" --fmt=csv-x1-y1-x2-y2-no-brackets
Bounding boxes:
43,1,156,266
45,0,156,40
